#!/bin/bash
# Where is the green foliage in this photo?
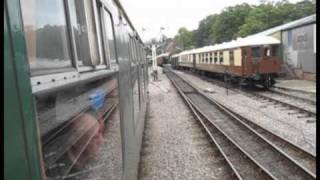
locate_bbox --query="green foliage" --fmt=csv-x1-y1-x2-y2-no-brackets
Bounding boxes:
174,0,315,47
238,0,316,36
211,3,252,43
193,14,219,47
174,27,194,50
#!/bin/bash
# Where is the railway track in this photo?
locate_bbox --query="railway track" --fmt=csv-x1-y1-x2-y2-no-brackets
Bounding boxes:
139,80,237,180
268,87,316,105
242,91,316,118
182,70,316,119
166,68,316,180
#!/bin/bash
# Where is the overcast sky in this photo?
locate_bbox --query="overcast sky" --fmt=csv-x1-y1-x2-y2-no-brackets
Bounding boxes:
120,0,301,42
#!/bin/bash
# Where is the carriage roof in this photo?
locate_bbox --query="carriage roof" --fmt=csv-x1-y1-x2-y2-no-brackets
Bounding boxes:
175,35,280,56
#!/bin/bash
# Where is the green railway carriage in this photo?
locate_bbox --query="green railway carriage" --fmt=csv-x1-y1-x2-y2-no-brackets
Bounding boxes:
5,0,149,180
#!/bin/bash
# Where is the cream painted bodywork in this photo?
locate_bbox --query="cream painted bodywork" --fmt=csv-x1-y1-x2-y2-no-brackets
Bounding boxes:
223,51,229,65
234,48,242,66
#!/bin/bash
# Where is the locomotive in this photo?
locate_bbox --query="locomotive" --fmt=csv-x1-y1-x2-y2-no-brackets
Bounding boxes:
171,35,282,88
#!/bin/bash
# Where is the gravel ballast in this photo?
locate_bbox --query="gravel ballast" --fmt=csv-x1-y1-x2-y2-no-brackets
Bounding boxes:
174,70,316,155
139,70,233,180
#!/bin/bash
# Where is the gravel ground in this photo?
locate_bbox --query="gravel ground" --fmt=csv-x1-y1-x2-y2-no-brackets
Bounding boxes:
69,108,122,180
174,70,316,155
139,70,233,180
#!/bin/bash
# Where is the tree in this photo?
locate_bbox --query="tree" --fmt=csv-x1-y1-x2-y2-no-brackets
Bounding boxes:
211,3,252,43
238,0,315,36
192,14,219,47
174,27,194,50
173,0,315,46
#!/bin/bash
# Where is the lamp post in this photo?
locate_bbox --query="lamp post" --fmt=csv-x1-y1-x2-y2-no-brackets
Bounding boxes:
152,44,157,71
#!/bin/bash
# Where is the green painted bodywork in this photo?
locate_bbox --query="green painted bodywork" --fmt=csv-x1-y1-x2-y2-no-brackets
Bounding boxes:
4,0,42,179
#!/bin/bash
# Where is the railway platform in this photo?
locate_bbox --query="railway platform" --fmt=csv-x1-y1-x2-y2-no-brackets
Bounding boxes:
139,68,230,179
274,79,316,94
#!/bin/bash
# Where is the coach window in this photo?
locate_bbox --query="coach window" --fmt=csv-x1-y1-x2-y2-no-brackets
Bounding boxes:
130,37,137,63
21,0,73,76
252,47,262,58
229,50,234,64
92,0,106,66
129,37,135,62
210,52,213,63
205,53,208,63
219,51,223,63
202,53,205,63
68,0,100,69
214,52,218,63
264,47,271,57
101,8,117,65
135,40,141,62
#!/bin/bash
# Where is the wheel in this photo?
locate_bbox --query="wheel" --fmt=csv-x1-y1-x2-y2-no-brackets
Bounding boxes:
263,75,272,89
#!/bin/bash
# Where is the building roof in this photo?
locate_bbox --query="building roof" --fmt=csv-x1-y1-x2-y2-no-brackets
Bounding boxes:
251,14,316,36
174,35,280,56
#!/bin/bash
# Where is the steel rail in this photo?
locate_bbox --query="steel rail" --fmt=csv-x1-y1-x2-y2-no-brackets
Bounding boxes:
182,69,316,117
269,88,316,105
167,69,316,180
246,91,316,117
207,95,316,173
174,69,316,174
185,95,277,180
168,72,275,180
168,75,241,180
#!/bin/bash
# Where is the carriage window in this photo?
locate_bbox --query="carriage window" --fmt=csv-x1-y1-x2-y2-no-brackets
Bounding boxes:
288,30,292,47
21,0,72,75
94,1,105,65
264,48,271,57
128,38,134,62
219,51,223,63
229,50,234,63
214,52,218,63
68,0,100,67
102,9,117,64
135,40,141,62
203,53,205,63
33,76,119,179
252,47,262,58
210,53,213,63
129,37,137,62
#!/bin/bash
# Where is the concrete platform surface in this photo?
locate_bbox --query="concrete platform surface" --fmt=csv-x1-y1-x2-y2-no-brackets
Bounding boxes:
275,79,316,94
